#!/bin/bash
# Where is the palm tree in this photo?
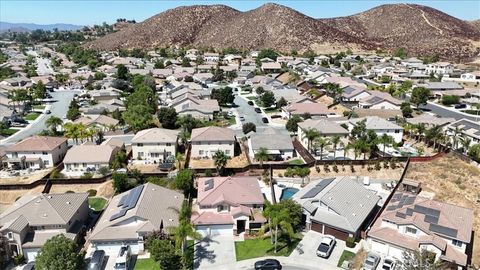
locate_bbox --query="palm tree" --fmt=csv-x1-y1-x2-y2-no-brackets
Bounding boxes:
416,123,426,143
330,135,341,159
451,126,462,150
168,202,202,254
354,139,369,160
425,125,442,150
178,129,190,145
302,128,320,153
313,137,329,160
260,201,295,254
175,153,185,169
460,136,472,154
378,134,394,156
344,142,353,159
213,151,230,176
63,122,80,144
45,116,63,134
254,147,269,167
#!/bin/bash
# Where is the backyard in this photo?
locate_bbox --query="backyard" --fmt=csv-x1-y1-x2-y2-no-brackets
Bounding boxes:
405,154,480,267
88,197,107,211
134,258,159,270
235,234,303,261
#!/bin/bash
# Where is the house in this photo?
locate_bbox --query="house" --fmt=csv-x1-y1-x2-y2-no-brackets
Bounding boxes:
80,104,125,119
282,102,334,119
203,52,220,62
192,177,266,236
444,118,480,149
341,85,370,102
424,82,463,91
401,58,423,68
88,88,122,102
349,116,404,143
191,127,236,158
292,177,380,240
367,192,474,269
406,114,455,128
353,108,402,121
459,71,480,82
63,144,119,173
77,65,91,73
74,115,119,132
0,192,89,261
261,62,282,73
248,128,295,161
425,62,454,75
297,119,349,150
131,128,179,162
171,93,220,120
88,183,184,254
358,91,402,110
4,136,68,170
192,72,214,85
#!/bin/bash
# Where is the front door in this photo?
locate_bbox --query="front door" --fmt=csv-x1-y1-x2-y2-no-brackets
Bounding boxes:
237,220,246,234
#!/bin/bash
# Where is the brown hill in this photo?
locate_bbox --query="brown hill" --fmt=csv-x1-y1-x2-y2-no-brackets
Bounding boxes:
470,20,480,32
85,3,480,61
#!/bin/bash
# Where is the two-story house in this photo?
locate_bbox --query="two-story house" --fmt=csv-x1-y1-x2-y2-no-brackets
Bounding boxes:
367,192,474,269
88,183,184,255
190,127,236,159
192,177,266,237
0,193,89,261
63,144,120,174
298,119,349,152
131,128,179,163
444,118,480,150
349,116,404,143
4,136,68,170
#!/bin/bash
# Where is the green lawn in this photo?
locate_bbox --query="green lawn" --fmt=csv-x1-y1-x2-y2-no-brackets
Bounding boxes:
227,117,236,125
246,96,257,100
235,235,302,261
287,159,304,165
88,197,107,211
265,108,281,113
337,250,355,267
0,128,19,136
134,258,160,270
33,105,46,110
24,112,41,121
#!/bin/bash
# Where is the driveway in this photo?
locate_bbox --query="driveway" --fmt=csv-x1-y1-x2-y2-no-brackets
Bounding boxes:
289,230,344,270
195,235,236,270
1,90,78,145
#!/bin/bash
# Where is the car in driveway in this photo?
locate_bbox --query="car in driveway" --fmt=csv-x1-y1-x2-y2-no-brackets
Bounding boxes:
316,235,336,258
363,252,380,270
382,257,397,270
88,250,106,270
262,117,269,123
240,116,245,121
113,245,131,270
254,107,262,113
254,259,282,270
248,101,254,106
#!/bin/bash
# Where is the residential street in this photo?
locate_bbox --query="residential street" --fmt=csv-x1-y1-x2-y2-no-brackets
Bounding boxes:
0,90,78,145
419,101,480,121
36,56,55,75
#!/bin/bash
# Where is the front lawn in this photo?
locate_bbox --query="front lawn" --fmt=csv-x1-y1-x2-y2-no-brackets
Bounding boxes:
88,197,107,211
33,105,46,110
235,234,302,261
134,258,160,270
24,112,40,121
337,250,356,267
246,96,257,100
264,107,281,113
0,128,18,136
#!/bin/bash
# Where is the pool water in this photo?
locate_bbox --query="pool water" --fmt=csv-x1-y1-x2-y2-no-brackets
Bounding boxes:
280,187,299,201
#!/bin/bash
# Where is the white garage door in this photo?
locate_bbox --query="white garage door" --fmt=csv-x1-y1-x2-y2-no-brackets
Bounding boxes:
24,249,40,262
93,241,140,255
196,224,233,237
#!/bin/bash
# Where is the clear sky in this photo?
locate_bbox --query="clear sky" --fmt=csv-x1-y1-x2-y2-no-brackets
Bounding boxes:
1,0,479,25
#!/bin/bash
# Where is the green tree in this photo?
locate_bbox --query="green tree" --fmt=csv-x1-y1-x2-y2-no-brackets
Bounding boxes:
175,169,194,196
425,125,443,150
122,105,153,132
410,87,431,109
295,166,311,186
116,64,129,80
468,144,480,161
255,86,265,96
45,116,63,134
330,135,341,159
157,107,178,129
93,71,106,80
169,219,201,254
0,235,9,269
148,239,182,269
401,102,413,118
302,128,320,152
181,57,191,67
211,87,235,105
35,235,84,270
33,80,46,100
276,97,288,108
286,115,303,133
213,151,230,176
394,48,408,59
260,200,300,253
400,249,453,270
176,115,202,133
378,134,395,156
242,122,256,134
154,60,165,69
112,172,130,193
112,150,127,170
254,147,270,167
257,48,279,62
175,153,185,170
313,137,329,160
261,91,276,108
460,136,472,154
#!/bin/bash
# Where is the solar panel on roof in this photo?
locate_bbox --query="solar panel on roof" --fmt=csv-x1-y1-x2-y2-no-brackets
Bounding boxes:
429,223,458,238
404,196,416,205
424,215,439,224
391,193,402,202
414,205,440,218
204,178,214,191
406,208,414,216
110,185,144,221
301,178,334,199
395,212,407,219
117,194,127,207
386,205,396,211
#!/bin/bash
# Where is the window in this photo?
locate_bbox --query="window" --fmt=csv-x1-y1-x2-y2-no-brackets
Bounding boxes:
166,143,172,146
44,160,49,166
406,227,417,235
225,150,230,155
42,152,47,155
395,130,400,133
138,152,144,157
82,163,87,167
137,143,143,147
7,232,13,240
452,239,462,247
199,150,204,155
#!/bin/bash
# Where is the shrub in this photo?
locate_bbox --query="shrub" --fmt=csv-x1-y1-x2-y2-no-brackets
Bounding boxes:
65,190,74,193
81,172,93,179
346,237,356,248
49,169,65,179
13,254,25,265
98,166,110,176
204,169,213,177
441,95,460,105
277,173,283,177
87,189,97,197
375,162,381,171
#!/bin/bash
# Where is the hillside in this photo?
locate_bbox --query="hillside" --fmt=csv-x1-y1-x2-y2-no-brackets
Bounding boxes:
85,3,480,61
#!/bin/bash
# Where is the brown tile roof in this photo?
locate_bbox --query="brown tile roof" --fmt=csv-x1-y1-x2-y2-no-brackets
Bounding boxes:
196,177,264,207
6,136,67,152
284,102,333,116
191,126,235,142
63,144,118,164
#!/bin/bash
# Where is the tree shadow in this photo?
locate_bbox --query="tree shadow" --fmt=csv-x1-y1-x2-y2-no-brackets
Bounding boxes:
193,237,218,268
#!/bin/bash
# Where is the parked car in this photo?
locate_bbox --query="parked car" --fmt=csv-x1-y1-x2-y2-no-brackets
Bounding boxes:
88,250,106,270
382,257,397,270
240,116,245,121
262,117,269,123
454,103,467,109
254,107,262,113
316,235,336,258
248,101,254,106
114,245,131,270
45,110,51,114
363,252,380,270
254,259,282,270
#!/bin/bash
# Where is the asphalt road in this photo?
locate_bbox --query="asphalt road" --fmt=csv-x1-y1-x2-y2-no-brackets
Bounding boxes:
418,102,480,121
36,57,54,75
1,90,78,145
234,95,268,127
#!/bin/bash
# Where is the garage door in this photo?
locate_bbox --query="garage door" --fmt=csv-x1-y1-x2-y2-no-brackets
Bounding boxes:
196,224,233,237
311,221,350,240
93,241,140,255
24,249,40,262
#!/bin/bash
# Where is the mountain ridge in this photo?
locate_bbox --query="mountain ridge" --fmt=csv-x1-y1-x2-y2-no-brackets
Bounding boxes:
0,21,84,32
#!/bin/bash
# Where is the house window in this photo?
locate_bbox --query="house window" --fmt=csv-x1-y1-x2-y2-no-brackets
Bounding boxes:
7,232,13,240
225,150,230,155
406,227,417,235
199,150,204,155
42,152,47,155
452,239,462,247
138,152,144,157
137,143,143,147
44,160,49,166
82,163,87,167
395,130,400,133
166,143,172,146
217,205,227,212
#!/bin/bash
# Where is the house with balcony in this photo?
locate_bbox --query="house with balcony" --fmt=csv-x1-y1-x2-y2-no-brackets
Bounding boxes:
63,144,120,174
0,192,89,261
131,128,179,163
192,177,266,236
190,127,236,159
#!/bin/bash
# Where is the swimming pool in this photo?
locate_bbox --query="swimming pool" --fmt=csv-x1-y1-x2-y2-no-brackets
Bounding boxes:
280,187,299,201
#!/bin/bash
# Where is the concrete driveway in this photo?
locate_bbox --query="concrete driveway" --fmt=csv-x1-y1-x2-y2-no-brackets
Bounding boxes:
194,235,236,270
289,230,345,270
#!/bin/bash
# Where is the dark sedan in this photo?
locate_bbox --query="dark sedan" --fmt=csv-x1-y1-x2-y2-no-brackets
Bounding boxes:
254,259,282,270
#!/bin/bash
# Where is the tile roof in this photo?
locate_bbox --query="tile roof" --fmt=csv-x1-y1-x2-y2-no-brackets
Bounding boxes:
191,126,235,142
196,177,264,207
298,119,349,135
349,116,403,130
250,128,294,151
6,136,67,152
284,102,332,116
132,128,179,144
63,144,118,164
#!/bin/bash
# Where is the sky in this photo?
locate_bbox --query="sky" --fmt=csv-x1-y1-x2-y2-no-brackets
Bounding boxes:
1,0,479,25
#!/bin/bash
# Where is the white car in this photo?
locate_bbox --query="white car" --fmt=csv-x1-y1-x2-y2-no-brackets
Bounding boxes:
382,257,397,270
316,235,336,258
